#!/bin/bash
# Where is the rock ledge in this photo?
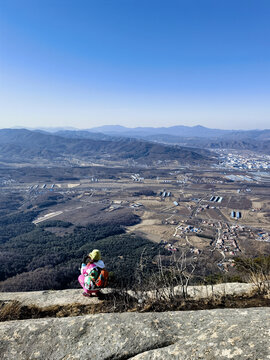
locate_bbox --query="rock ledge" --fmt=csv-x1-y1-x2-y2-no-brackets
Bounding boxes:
1,308,269,359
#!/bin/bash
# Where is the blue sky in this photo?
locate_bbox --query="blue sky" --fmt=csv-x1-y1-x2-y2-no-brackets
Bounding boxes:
0,0,269,130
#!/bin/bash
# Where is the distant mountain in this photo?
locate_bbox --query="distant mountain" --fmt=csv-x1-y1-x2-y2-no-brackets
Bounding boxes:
0,129,214,165
221,129,270,141
87,125,270,154
54,130,114,141
89,125,232,138
140,134,270,154
89,125,128,134
29,124,270,142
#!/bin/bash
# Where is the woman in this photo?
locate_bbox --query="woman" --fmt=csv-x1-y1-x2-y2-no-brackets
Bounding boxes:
78,249,105,296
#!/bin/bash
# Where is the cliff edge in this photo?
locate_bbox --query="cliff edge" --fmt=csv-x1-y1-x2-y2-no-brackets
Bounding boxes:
1,284,269,359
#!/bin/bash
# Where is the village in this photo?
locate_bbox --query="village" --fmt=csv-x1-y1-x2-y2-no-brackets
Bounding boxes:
217,150,270,171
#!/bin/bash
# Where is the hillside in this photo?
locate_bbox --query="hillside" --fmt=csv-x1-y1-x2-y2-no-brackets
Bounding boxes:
0,129,213,165
0,211,165,292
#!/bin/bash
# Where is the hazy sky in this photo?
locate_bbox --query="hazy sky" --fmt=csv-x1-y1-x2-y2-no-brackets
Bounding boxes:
0,0,269,130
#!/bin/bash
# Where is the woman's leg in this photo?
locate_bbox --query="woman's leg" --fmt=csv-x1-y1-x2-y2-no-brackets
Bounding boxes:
78,274,89,293
78,275,96,294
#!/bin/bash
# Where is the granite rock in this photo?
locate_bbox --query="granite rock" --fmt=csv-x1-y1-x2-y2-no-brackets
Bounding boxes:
1,308,269,360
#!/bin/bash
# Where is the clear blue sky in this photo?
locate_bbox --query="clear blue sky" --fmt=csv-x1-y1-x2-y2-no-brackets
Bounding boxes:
0,0,269,130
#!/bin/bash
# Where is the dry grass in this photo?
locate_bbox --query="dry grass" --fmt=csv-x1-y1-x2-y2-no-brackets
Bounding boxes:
0,300,107,322
1,291,269,322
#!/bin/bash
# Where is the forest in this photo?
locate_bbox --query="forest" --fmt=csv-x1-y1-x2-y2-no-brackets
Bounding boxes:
0,209,167,291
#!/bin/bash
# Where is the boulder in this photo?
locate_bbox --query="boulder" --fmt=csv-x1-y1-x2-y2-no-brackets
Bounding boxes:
1,308,269,359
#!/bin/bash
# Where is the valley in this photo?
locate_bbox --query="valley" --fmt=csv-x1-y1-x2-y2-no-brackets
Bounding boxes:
0,128,269,291
1,152,269,284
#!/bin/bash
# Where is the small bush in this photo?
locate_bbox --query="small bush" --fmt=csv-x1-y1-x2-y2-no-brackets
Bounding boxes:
234,255,270,294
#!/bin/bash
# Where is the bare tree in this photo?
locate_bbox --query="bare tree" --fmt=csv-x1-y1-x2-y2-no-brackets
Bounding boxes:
134,249,197,304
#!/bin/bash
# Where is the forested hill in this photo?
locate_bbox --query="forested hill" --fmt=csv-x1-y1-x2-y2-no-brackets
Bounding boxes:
0,129,214,165
0,210,167,292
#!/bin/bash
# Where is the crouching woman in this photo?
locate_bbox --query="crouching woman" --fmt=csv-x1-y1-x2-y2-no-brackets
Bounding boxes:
78,249,105,296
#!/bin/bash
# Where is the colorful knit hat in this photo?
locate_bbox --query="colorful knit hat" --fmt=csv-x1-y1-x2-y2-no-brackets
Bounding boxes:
89,249,101,261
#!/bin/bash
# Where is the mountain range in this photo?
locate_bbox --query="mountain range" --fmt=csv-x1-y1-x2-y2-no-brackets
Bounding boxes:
3,124,270,166
0,129,213,166
85,125,270,153
87,125,270,140
35,124,270,154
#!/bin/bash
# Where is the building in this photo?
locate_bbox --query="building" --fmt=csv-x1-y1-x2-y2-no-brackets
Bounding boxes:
236,211,241,219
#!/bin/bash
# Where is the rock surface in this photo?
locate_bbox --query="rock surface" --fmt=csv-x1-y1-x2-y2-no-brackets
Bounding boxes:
0,289,100,307
1,308,269,359
0,282,257,308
